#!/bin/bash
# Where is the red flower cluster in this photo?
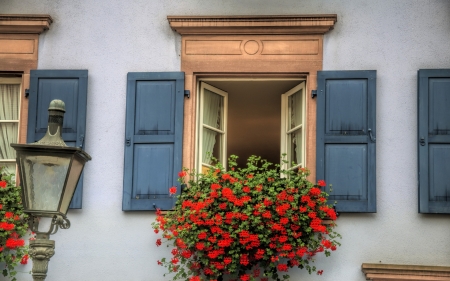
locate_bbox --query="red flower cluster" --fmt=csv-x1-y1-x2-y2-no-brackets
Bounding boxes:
0,170,29,280
0,222,15,231
6,238,25,249
152,156,340,281
20,254,29,265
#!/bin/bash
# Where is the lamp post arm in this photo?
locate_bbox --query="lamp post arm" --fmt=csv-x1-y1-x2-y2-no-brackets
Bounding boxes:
28,214,71,239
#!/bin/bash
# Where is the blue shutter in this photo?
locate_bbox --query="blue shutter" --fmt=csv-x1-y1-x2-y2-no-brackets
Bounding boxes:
316,70,376,213
123,72,185,211
28,70,88,209
418,69,450,213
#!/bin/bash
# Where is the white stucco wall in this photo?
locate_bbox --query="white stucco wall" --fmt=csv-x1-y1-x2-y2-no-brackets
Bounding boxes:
1,0,450,280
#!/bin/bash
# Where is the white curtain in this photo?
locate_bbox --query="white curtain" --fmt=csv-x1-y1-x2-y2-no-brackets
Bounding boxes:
290,89,303,164
0,84,20,171
202,89,222,164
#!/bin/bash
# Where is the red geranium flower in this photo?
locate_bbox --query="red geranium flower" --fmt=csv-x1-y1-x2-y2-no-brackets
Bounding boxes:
169,186,177,195
240,274,250,281
20,254,29,265
0,181,6,188
277,263,288,272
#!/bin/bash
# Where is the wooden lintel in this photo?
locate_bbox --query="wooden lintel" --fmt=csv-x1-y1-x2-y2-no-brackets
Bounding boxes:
168,15,337,35
362,263,450,281
0,14,53,34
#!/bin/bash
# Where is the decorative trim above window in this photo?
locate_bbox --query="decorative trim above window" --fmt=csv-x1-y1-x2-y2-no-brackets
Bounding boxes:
0,14,53,34
168,15,337,35
362,263,450,281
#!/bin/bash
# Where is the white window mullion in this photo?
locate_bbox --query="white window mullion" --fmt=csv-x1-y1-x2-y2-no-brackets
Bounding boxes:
202,124,225,134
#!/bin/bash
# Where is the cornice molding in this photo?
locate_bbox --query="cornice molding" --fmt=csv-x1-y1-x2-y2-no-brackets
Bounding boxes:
168,15,337,35
0,14,53,34
362,263,450,281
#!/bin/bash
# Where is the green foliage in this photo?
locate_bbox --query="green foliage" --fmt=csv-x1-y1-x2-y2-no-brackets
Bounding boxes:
152,155,341,281
0,167,30,281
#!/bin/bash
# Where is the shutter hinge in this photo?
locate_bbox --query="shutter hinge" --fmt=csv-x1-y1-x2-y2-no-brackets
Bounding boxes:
79,134,84,148
184,90,190,98
25,89,30,98
420,137,426,146
368,128,376,142
126,138,131,146
311,90,317,99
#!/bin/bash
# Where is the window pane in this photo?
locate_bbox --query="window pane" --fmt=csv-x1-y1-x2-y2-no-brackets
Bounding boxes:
0,84,20,120
203,88,224,130
288,88,303,129
0,163,16,174
202,127,222,165
0,123,18,160
289,129,302,167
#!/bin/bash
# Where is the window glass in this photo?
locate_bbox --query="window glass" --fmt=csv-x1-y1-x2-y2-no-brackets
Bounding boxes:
0,78,21,174
287,87,304,168
199,83,227,171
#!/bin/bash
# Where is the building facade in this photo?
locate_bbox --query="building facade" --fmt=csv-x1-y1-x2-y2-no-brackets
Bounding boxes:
1,0,450,280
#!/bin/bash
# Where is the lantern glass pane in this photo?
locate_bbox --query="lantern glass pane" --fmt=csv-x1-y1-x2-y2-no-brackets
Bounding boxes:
60,157,84,214
22,154,71,212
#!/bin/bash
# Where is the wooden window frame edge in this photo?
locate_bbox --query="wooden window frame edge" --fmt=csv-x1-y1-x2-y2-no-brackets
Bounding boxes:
0,14,53,34
167,14,337,35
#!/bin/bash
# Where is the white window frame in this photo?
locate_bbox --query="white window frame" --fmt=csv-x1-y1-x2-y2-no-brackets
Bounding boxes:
0,77,22,171
281,81,306,171
197,82,228,172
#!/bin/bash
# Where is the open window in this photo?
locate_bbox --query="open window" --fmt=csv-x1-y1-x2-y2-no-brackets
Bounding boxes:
196,79,306,171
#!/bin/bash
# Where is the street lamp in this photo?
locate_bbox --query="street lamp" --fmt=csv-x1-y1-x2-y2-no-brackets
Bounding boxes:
11,99,91,281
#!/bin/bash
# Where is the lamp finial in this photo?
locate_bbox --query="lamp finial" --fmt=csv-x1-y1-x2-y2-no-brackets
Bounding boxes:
34,99,67,146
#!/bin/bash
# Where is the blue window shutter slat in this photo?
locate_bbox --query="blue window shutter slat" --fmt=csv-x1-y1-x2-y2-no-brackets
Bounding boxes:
123,72,185,211
418,69,450,213
28,70,88,209
317,70,376,213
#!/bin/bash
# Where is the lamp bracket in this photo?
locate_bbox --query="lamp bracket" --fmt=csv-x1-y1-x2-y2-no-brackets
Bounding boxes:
29,214,71,238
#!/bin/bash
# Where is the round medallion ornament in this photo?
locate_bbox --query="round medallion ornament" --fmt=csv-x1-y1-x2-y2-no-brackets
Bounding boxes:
244,40,259,55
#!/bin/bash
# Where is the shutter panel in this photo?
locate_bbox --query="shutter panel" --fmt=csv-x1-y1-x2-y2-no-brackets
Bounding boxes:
27,70,88,209
123,72,184,211
418,69,450,213
317,70,376,213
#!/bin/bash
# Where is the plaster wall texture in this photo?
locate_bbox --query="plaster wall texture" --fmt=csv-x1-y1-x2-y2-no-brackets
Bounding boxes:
1,0,450,280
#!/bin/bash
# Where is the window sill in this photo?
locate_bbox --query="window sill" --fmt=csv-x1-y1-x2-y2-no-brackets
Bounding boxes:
362,263,450,281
